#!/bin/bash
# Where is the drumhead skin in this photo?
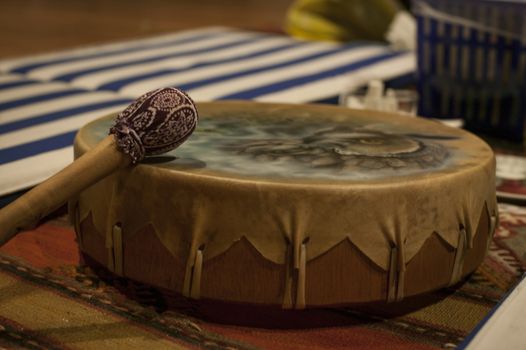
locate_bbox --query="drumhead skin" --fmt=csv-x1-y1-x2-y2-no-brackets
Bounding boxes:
71,102,497,309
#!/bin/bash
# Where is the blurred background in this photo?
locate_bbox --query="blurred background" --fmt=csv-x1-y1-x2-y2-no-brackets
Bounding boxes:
0,0,294,58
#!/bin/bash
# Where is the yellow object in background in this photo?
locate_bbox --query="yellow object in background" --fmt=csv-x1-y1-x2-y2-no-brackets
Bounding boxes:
285,0,402,43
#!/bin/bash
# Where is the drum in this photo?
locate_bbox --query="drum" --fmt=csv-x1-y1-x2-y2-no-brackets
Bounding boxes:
70,102,497,309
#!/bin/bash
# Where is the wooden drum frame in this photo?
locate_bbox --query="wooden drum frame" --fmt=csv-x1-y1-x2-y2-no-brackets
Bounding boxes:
69,102,497,309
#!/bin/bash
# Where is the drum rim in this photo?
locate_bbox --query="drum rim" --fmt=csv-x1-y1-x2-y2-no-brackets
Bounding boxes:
75,101,494,189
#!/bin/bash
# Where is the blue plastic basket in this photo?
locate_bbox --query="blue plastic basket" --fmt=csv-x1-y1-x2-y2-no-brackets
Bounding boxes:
414,0,526,141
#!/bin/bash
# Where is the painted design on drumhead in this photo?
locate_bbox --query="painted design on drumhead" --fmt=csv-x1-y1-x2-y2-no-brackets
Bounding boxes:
224,127,449,171
88,106,466,181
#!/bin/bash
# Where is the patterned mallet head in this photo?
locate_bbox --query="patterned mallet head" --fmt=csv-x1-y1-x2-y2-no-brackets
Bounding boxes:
110,87,199,163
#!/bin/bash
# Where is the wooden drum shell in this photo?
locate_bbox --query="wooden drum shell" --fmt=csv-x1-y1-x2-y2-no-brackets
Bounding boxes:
73,203,491,307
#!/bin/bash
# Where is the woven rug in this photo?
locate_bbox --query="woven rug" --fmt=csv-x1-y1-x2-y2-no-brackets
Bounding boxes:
0,203,523,350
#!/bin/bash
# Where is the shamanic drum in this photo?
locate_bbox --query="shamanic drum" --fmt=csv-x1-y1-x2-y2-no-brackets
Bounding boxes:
70,102,497,309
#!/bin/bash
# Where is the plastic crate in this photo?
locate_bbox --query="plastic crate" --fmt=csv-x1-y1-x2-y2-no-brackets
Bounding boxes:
414,0,526,141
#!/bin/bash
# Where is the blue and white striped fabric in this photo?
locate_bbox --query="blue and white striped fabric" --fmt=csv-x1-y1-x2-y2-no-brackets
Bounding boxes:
0,27,415,196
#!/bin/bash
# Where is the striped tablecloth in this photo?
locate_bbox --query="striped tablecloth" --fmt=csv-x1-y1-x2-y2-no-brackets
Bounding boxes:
0,27,415,197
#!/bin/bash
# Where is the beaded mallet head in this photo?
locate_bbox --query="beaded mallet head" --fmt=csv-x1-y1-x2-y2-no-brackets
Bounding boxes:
110,87,199,163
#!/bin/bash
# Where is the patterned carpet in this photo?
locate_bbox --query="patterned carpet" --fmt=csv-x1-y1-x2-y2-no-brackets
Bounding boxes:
0,203,523,349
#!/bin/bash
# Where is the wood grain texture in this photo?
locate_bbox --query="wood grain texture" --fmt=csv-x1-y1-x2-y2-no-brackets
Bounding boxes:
79,213,108,267
462,204,490,275
77,208,491,306
123,223,186,293
404,233,456,297
201,237,285,305
306,239,387,305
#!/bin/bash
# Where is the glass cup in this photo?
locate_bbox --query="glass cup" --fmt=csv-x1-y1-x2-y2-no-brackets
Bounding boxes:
339,87,418,116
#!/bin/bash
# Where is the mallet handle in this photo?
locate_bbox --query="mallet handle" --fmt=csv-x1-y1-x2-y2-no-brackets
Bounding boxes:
0,135,130,246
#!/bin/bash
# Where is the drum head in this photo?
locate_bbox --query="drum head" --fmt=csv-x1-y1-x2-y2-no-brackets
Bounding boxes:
79,101,490,184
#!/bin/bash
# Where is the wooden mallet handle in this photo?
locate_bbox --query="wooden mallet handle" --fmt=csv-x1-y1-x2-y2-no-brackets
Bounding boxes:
0,136,129,245
0,87,198,246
